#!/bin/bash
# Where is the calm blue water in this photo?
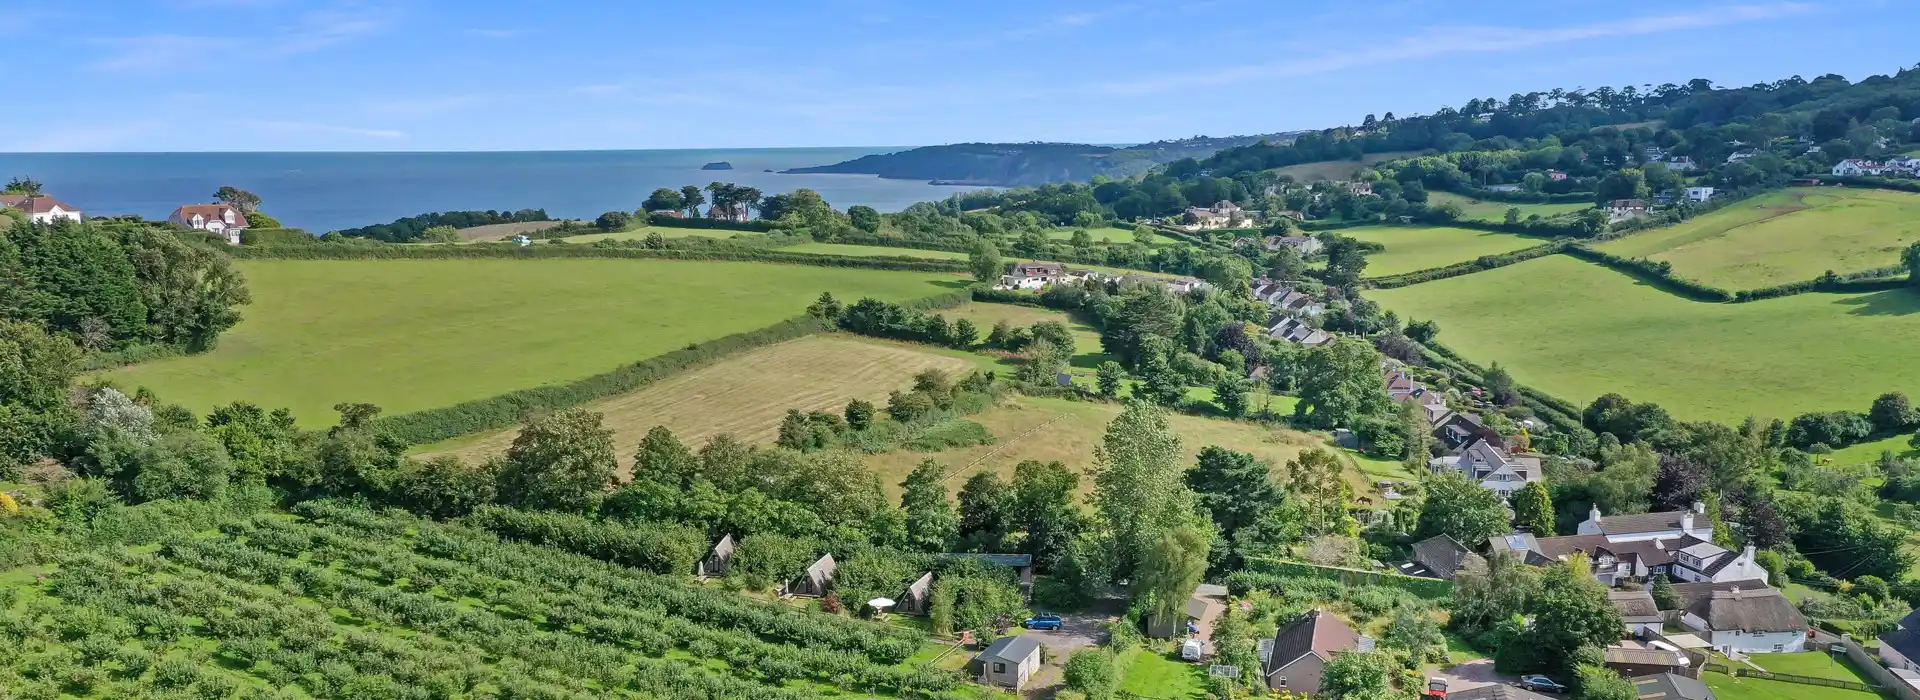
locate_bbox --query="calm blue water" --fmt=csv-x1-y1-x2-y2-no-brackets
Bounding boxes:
0,148,978,233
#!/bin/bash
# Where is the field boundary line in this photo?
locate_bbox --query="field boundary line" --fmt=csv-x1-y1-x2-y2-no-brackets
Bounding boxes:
946,409,1074,483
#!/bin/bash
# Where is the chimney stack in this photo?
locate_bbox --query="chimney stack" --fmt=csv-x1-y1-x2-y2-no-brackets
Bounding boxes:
1589,504,1602,523
1681,510,1695,534
1692,501,1706,514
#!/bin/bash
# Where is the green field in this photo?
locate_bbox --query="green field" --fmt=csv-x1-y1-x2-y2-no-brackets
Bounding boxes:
1745,652,1872,682
1597,187,1920,289
1117,646,1209,699
1427,191,1592,222
781,242,971,260
1370,255,1920,422
1047,226,1180,245
1828,432,1920,466
558,226,764,244
102,259,959,427
1344,225,1545,277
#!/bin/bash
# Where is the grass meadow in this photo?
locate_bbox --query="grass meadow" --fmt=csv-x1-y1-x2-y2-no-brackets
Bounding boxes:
102,259,960,427
1343,225,1545,277
1426,191,1592,222
780,242,972,260
418,335,978,472
556,226,764,244
1369,255,1920,422
1597,187,1920,289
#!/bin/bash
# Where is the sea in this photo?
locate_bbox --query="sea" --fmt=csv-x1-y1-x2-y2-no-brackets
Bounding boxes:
0,148,983,233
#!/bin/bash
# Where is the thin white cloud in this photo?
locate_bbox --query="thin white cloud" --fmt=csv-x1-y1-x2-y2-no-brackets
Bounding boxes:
252,120,408,140
1095,2,1816,94
90,1,394,72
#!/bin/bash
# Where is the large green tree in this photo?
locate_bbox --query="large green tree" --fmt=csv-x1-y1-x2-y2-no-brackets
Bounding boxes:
1011,459,1082,568
1449,551,1536,636
497,409,620,512
1512,480,1555,536
643,187,684,213
1320,650,1397,700
1906,242,1920,291
632,425,699,489
901,459,959,552
1186,446,1279,543
967,238,1002,283
1092,401,1199,572
1529,553,1624,675
1294,337,1392,429
1418,471,1512,545
1135,524,1211,634
1285,448,1356,536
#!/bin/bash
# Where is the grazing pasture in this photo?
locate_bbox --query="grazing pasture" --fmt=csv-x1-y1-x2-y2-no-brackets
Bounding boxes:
1425,191,1592,222
454,220,576,241
418,335,977,471
554,226,763,244
1369,255,1920,422
1342,225,1544,277
102,259,959,427
1596,187,1920,289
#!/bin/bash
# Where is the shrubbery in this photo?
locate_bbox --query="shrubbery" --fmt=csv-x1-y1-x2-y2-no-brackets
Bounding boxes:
329,209,552,242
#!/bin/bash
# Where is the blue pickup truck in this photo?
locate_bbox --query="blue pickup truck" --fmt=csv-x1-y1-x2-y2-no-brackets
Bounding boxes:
1023,614,1063,631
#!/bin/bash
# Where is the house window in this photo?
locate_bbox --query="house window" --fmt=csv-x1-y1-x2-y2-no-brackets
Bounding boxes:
1772,644,1784,653
993,662,1006,674
1275,677,1288,687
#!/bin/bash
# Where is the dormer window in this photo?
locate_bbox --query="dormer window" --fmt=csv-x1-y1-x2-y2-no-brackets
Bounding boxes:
223,209,235,223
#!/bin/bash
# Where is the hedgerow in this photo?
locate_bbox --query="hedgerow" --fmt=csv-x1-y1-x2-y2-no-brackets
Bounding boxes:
229,241,972,271
1365,241,1566,288
646,213,777,232
1239,556,1454,600
466,505,708,576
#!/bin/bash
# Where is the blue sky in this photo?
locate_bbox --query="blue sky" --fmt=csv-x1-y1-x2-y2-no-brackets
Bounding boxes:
5,0,1917,152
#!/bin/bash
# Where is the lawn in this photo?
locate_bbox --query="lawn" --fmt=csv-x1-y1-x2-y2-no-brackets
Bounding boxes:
781,242,972,260
1426,191,1592,222
1596,187,1920,289
1369,255,1920,422
1704,672,1880,700
418,334,979,472
1343,225,1545,277
1118,646,1211,700
943,303,1113,388
102,259,960,427
1827,432,1920,467
861,395,1390,504
1745,652,1872,682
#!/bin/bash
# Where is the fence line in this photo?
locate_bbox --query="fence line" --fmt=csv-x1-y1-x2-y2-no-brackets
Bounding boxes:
1815,628,1914,700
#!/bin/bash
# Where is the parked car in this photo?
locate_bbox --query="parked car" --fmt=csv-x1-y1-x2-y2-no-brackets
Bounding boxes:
1517,676,1567,693
1023,614,1062,631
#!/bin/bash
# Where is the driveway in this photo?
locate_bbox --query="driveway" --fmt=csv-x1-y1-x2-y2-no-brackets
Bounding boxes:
1432,659,1510,693
1023,599,1125,697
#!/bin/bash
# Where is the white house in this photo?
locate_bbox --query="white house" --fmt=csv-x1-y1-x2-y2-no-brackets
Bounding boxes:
1664,156,1700,173
0,194,83,223
997,261,1067,291
1577,503,1712,542
1833,159,1886,176
1685,187,1715,203
169,204,251,245
1490,503,1764,586
1267,316,1332,347
1672,582,1807,654
1428,438,1541,498
1880,610,1920,671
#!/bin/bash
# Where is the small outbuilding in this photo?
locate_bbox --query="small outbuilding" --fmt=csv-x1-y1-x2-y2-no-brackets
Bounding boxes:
791,553,837,597
698,534,735,577
971,635,1042,690
897,571,934,616
1630,673,1716,700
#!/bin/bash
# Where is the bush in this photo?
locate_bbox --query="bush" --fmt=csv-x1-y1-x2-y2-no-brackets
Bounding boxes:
238,227,317,245
465,505,707,575
1064,649,1118,699
1238,557,1454,599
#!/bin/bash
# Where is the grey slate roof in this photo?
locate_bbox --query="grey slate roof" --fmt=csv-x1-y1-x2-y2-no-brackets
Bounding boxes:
1883,628,1920,665
980,635,1041,664
1594,510,1690,535
1448,685,1558,700
1631,673,1715,700
1409,534,1482,581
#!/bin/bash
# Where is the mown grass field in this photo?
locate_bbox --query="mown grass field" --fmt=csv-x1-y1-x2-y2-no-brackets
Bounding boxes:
1745,652,1872,681
1596,187,1920,289
1427,191,1592,222
102,259,961,427
1704,672,1879,700
1271,151,1420,182
419,335,978,472
861,394,1395,504
1046,226,1181,245
781,242,972,260
1370,255,1920,422
1343,225,1545,277
1828,432,1920,466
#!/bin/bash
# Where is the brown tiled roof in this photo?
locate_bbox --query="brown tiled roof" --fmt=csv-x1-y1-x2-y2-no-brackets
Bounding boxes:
1267,610,1360,675
1605,647,1685,666
0,194,80,214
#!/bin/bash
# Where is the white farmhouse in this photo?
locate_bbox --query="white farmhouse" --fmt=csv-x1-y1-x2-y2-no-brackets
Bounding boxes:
169,204,251,245
1685,187,1715,203
0,194,84,223
1671,581,1807,654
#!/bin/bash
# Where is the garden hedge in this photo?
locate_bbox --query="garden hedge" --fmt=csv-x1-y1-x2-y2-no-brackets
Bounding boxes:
1562,245,1737,302
1241,557,1454,599
1445,185,1595,205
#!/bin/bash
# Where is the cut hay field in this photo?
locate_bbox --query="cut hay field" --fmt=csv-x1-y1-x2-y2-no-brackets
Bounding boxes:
1344,225,1544,277
454,220,577,241
781,242,971,260
102,259,961,427
1426,191,1591,222
861,395,1399,505
1370,255,1920,422
418,335,977,471
1271,151,1419,182
1596,187,1920,289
